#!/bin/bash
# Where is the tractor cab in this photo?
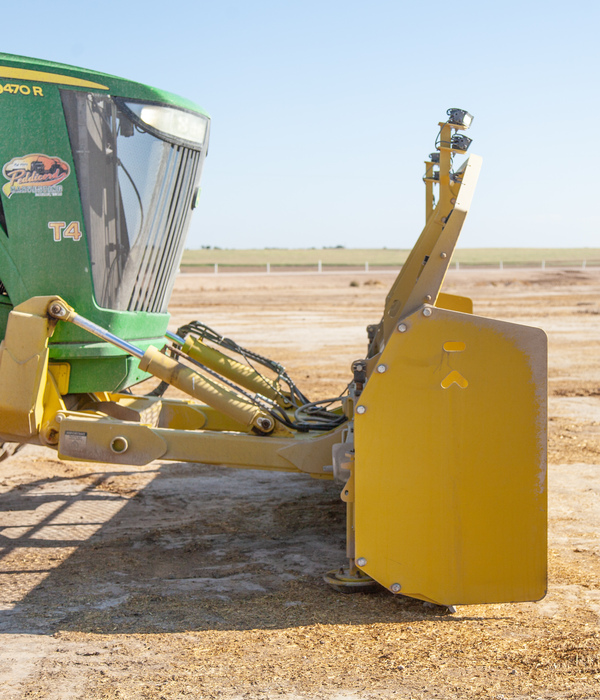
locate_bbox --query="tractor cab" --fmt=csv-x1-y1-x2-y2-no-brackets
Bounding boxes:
0,53,210,392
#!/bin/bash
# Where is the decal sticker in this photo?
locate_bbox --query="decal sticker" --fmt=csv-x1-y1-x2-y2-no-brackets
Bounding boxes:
0,83,44,96
0,66,108,91
2,154,70,198
48,221,82,242
63,430,88,451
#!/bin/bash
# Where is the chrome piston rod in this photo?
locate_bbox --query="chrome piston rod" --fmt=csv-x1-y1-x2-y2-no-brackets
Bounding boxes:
48,301,145,359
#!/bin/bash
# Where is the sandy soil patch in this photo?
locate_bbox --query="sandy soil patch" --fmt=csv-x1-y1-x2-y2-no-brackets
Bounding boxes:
0,267,599,699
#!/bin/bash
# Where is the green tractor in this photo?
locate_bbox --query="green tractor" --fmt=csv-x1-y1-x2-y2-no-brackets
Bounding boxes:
0,54,209,393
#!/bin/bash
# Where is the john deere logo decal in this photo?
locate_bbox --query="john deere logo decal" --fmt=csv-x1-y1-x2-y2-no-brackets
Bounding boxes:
2,154,70,198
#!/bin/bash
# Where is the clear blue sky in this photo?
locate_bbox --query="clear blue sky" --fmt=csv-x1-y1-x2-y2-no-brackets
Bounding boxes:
3,1,598,249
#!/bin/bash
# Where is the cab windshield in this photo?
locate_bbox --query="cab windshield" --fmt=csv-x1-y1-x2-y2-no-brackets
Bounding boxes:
61,90,208,313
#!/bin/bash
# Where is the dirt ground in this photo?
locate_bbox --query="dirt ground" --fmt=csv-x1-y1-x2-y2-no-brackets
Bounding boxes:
0,267,599,699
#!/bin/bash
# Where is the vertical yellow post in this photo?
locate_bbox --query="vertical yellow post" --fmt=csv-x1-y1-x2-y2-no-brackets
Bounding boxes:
424,159,435,222
435,122,454,221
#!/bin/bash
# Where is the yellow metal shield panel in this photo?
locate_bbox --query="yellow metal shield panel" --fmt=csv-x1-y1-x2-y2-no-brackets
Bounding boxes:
354,306,547,605
436,292,473,315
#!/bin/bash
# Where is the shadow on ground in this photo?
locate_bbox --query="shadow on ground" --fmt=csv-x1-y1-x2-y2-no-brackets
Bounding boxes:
0,458,480,636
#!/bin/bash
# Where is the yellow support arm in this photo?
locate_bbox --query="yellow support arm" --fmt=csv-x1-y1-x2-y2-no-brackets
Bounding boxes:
0,296,63,440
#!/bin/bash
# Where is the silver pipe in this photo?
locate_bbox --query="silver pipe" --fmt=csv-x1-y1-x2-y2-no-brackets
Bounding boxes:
165,330,185,345
68,313,145,360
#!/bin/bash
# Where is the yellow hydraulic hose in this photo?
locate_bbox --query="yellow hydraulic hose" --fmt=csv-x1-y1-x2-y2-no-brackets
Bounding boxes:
139,346,274,433
182,336,288,407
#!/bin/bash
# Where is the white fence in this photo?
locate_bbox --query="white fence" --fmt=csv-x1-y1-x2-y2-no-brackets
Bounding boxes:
201,259,595,275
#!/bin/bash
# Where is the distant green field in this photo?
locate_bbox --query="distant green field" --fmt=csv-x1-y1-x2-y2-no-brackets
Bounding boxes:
181,248,600,269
